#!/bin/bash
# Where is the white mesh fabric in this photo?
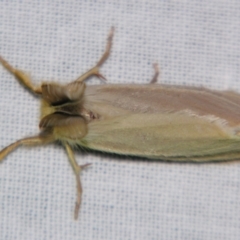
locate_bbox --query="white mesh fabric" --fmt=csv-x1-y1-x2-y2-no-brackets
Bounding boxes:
1,0,240,239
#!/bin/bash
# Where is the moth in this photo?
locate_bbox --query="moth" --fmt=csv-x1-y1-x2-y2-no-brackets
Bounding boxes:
1,27,240,219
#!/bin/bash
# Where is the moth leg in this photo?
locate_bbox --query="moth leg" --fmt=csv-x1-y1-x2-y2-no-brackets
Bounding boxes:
75,27,114,83
149,63,160,84
65,143,91,220
0,135,54,162
96,26,114,67
0,55,42,94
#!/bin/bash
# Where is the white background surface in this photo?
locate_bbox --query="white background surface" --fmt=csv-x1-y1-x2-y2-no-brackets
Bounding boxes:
1,0,240,239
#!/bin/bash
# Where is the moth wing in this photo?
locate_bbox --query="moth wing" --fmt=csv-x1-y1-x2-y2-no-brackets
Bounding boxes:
84,85,240,126
82,112,240,161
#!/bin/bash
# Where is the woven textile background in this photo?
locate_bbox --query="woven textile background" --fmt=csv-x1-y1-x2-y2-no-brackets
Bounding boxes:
1,1,240,239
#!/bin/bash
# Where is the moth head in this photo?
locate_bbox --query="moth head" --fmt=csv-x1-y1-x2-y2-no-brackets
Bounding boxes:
39,81,88,141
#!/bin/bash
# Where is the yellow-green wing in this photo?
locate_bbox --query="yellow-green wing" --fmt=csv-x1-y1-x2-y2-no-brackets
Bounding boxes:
81,112,240,161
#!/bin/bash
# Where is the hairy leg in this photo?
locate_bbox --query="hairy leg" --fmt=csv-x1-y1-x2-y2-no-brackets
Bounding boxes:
0,135,54,162
65,143,91,220
0,55,42,94
74,27,114,83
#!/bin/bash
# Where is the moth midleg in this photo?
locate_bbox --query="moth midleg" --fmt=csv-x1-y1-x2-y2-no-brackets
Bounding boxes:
149,63,160,84
74,27,114,83
0,55,42,94
65,143,90,220
0,135,54,162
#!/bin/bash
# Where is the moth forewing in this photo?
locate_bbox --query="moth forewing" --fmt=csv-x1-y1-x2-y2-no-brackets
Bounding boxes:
1,27,240,220
83,111,240,161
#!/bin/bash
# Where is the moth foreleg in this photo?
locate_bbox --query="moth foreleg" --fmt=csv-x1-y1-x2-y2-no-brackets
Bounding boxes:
0,135,54,162
74,27,114,83
65,143,91,220
0,55,42,94
149,63,160,84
